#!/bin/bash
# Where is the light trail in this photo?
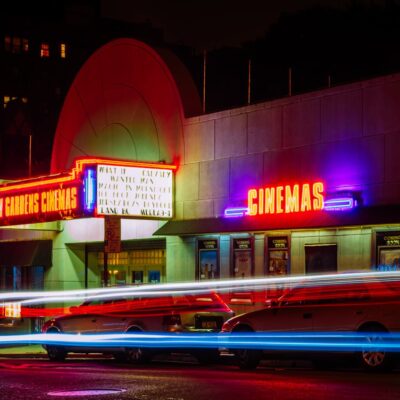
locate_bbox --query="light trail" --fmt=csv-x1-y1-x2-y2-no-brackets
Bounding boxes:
0,271,399,305
0,332,399,352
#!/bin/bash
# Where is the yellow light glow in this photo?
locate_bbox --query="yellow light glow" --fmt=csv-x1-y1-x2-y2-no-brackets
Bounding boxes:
4,302,21,318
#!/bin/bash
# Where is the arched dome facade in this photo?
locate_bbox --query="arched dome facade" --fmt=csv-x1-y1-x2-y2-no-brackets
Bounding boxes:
51,38,200,173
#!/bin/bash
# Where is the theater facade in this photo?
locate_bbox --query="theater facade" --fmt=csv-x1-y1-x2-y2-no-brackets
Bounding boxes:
1,39,400,326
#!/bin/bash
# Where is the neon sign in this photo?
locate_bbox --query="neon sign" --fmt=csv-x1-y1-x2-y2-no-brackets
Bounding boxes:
2,186,78,217
224,207,249,218
0,178,82,226
324,197,356,211
0,158,176,226
247,182,324,216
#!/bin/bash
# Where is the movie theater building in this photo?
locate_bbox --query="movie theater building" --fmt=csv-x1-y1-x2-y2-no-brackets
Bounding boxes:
1,38,400,315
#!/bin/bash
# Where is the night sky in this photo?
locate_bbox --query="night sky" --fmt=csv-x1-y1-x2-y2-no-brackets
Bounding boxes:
101,0,369,50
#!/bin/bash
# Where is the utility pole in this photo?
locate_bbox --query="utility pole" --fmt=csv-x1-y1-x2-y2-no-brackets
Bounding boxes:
247,59,252,105
28,134,32,177
202,50,207,114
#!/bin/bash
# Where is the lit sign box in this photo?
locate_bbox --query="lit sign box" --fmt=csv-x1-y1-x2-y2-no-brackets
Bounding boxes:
0,177,83,226
0,158,176,226
96,164,173,218
0,184,79,221
247,182,324,216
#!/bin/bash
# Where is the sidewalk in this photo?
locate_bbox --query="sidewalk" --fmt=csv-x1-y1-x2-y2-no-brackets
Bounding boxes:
0,344,47,358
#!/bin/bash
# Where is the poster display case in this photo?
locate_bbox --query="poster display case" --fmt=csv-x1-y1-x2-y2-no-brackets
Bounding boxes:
197,239,220,280
231,237,254,278
375,231,400,271
266,235,290,275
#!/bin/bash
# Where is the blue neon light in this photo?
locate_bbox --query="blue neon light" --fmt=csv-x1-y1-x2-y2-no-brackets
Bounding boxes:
83,167,96,213
224,207,249,218
324,197,356,211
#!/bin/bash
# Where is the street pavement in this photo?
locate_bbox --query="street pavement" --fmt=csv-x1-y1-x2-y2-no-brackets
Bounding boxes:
0,355,399,400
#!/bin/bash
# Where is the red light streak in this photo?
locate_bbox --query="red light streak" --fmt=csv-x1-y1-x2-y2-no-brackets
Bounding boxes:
9,293,232,319
1,271,399,305
1,278,398,320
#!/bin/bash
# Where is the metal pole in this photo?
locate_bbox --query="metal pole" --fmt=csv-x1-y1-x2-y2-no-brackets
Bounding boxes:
247,59,251,105
288,67,292,97
202,49,207,114
28,134,32,177
84,244,88,289
103,250,108,287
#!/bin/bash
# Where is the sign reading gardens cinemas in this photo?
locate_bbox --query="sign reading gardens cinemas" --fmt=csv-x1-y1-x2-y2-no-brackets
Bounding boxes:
0,158,176,226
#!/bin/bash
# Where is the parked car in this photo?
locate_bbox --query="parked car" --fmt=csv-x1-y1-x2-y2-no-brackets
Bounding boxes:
42,291,234,364
221,278,400,371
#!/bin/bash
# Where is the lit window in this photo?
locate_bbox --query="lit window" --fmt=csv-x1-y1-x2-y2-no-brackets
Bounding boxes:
21,97,28,103
22,38,29,52
4,36,11,51
12,37,21,53
60,43,66,58
40,43,50,58
3,96,10,108
3,96,17,108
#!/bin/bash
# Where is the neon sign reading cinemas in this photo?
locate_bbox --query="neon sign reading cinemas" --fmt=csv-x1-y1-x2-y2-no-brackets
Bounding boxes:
247,182,324,216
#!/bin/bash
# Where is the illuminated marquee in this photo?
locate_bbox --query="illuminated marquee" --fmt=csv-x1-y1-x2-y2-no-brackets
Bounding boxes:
247,182,324,216
96,164,173,218
0,158,176,226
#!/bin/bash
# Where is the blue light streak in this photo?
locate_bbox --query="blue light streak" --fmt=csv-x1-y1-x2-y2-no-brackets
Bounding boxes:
1,332,400,353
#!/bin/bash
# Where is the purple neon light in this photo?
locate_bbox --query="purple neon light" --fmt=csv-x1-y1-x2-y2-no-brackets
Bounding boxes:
324,197,355,211
224,207,249,218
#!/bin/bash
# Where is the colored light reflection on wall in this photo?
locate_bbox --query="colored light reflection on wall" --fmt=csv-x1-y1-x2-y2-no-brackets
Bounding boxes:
247,182,324,216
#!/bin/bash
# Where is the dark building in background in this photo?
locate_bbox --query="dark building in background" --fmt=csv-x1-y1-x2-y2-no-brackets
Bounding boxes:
0,1,166,179
4,1,400,178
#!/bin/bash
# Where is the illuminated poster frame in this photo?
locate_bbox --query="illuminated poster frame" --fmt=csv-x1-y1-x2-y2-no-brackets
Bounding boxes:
197,238,220,281
265,235,290,275
374,231,400,271
231,237,254,278
0,157,176,226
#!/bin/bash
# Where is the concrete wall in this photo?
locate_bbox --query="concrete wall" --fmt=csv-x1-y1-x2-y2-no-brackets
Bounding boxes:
48,218,165,290
290,227,372,274
179,73,400,219
171,73,400,278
